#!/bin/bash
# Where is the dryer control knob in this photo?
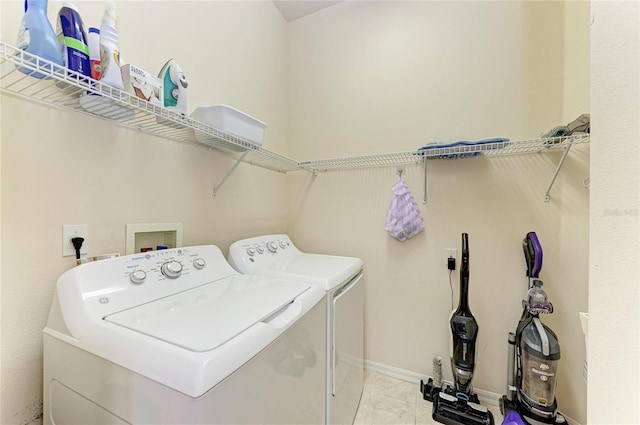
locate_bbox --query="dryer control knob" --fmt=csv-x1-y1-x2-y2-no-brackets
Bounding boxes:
279,240,287,249
130,269,147,284
267,241,278,253
256,245,264,254
161,261,183,279
193,258,206,269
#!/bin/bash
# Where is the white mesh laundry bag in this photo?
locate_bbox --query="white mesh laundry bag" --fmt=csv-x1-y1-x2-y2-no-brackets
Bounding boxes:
385,177,425,241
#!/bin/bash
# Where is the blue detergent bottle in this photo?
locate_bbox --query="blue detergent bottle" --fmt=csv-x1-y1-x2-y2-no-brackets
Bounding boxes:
56,2,91,80
16,0,64,78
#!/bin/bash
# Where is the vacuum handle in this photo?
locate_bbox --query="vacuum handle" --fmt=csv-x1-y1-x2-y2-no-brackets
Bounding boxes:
457,232,471,311
461,233,469,278
523,232,543,278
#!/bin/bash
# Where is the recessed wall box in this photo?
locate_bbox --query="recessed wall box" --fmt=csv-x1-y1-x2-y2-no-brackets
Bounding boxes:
126,223,183,255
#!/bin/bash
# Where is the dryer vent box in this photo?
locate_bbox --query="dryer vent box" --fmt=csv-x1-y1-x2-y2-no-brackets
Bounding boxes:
126,223,183,255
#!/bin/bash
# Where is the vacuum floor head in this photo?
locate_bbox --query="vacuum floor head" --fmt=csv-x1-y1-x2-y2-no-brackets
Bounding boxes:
433,388,494,425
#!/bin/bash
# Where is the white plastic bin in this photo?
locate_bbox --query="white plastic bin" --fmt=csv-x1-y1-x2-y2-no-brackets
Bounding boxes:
191,105,266,151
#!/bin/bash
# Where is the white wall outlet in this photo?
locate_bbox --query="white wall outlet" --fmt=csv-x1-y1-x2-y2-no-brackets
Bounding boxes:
62,224,88,257
446,248,456,260
446,248,457,270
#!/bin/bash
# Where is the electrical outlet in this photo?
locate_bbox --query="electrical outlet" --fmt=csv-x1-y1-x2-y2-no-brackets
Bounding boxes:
62,224,88,257
446,248,456,270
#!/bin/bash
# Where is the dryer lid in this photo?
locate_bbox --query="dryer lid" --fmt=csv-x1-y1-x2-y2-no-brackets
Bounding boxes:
104,274,310,352
259,254,363,291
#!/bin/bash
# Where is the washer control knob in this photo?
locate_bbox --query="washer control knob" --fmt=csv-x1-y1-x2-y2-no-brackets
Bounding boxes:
193,258,206,269
246,247,256,257
267,241,278,253
130,269,147,284
256,245,264,254
161,261,183,279
279,240,287,249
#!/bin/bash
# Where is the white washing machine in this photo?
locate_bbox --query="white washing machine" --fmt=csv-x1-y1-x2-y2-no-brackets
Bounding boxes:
228,234,364,425
43,245,326,425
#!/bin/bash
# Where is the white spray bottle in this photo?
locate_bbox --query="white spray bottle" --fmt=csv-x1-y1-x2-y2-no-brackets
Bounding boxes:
99,0,123,90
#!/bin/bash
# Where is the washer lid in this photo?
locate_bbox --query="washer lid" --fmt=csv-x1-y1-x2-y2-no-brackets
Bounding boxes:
104,275,310,352
259,254,363,291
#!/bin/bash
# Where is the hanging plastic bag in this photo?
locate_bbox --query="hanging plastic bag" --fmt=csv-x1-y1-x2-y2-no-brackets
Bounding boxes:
385,177,425,241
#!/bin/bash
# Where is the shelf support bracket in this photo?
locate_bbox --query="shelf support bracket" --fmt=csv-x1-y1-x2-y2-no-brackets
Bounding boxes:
212,151,249,198
423,157,428,204
543,142,573,202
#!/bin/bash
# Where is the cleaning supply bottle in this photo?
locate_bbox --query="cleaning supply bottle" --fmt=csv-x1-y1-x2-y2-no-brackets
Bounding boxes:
87,27,101,80
99,1,123,90
56,2,90,79
16,0,64,78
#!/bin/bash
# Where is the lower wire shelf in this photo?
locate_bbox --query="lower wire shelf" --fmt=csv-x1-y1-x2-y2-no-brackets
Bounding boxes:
302,135,589,172
302,134,589,204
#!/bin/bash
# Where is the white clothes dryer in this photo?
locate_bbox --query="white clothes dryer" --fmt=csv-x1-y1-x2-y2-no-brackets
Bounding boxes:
228,234,364,425
43,245,326,425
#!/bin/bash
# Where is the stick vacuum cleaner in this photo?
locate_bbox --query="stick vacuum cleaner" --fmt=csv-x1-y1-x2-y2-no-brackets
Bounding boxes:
421,233,494,425
500,232,565,425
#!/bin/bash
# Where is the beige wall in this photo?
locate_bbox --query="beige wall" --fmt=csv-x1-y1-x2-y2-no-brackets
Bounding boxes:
286,1,590,423
1,1,613,425
589,1,640,423
1,1,289,423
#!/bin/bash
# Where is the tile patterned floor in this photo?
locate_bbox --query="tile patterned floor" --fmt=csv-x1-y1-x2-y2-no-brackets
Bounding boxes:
354,371,503,425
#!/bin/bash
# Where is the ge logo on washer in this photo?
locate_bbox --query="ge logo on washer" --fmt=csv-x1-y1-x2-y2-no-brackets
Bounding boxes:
99,297,109,304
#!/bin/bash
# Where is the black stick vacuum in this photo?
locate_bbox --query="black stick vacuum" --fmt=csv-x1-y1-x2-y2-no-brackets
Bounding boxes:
422,233,494,425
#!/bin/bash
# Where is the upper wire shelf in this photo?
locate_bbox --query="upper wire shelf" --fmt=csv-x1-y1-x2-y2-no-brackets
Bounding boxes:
1,41,589,178
0,41,310,174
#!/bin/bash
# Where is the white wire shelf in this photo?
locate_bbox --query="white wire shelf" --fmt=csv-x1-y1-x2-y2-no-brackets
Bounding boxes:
303,135,589,203
0,41,309,174
301,151,422,172
1,41,589,201
303,135,589,172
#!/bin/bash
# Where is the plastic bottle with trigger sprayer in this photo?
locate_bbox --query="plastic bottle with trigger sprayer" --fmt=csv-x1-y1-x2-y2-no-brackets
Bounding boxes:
99,0,123,90
16,0,64,78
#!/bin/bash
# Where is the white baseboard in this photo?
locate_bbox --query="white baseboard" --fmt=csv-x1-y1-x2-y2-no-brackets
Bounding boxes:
363,359,580,425
364,359,429,387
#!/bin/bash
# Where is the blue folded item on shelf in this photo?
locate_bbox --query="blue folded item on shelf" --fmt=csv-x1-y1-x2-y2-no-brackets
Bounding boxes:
417,137,510,159
540,126,569,139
